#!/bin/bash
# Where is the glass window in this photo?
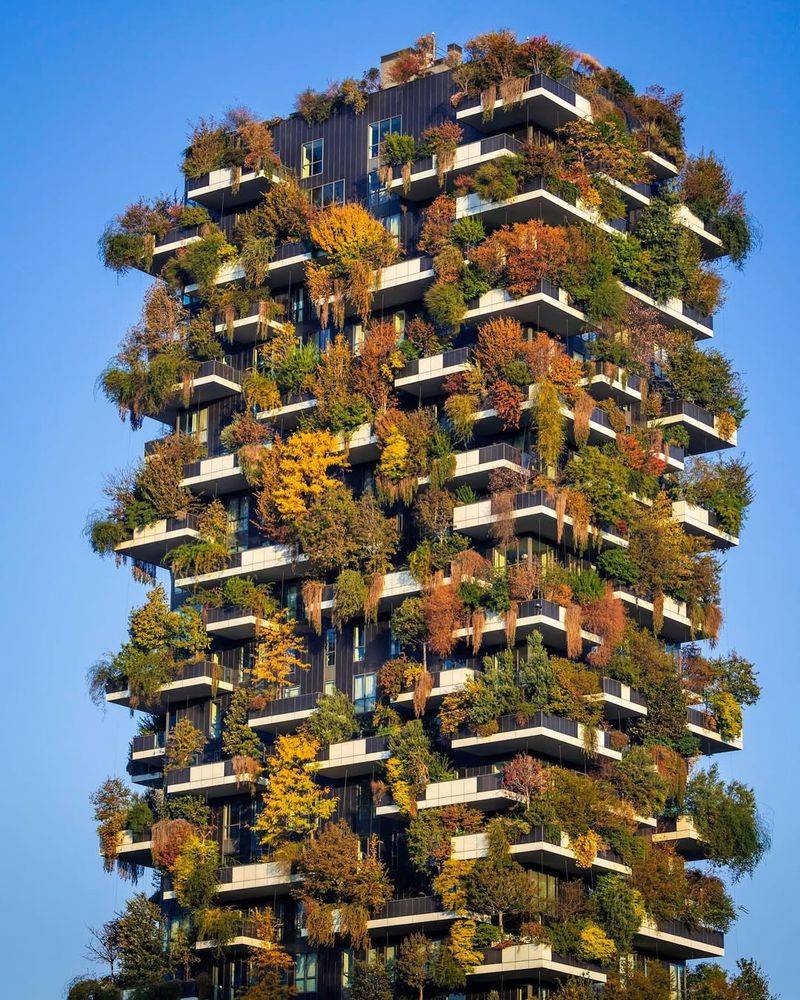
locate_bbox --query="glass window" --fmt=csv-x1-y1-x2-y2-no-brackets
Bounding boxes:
354,672,376,713
290,286,306,325
352,324,365,355
178,407,208,444
295,952,317,993
341,948,354,987
324,628,336,694
368,115,402,158
226,496,249,552
316,327,332,352
368,168,392,208
389,631,401,658
382,213,401,241
393,310,406,335
285,585,299,620
353,626,366,663
311,178,345,207
301,139,324,179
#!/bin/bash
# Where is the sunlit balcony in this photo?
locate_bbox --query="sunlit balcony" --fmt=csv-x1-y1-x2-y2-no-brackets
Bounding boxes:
652,816,707,860
635,918,724,960
452,828,630,876
687,706,743,753
387,133,523,200
113,515,201,567
106,660,238,710
375,771,522,818
672,500,739,549
456,73,592,132
165,758,267,798
185,166,284,210
650,400,736,454
314,736,390,778
172,541,308,590
470,943,606,984
450,710,622,763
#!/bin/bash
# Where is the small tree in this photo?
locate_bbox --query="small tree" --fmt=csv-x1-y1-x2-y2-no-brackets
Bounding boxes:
464,827,532,935
165,718,206,771
349,959,393,1000
84,921,120,983
397,932,434,1000
502,753,548,809
115,893,170,989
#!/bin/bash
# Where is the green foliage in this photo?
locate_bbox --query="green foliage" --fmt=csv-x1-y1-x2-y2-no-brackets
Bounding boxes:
687,958,777,1000
349,960,393,1000
593,874,645,952
126,797,154,835
333,568,367,627
564,446,634,526
390,597,428,649
162,228,237,298
607,746,667,816
425,280,467,330
666,343,747,425
67,980,122,1000
631,196,690,303
171,835,219,910
275,342,320,395
451,216,485,249
473,155,524,202
116,894,171,989
304,690,359,746
222,688,263,761
682,457,752,536
381,132,417,166
597,548,640,587
464,826,532,934
686,766,770,879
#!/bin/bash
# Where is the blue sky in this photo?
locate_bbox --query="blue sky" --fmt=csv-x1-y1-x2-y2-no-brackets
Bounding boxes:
0,1,797,995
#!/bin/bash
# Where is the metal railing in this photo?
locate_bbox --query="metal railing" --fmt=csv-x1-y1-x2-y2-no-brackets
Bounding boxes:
131,731,165,754
660,398,716,427
397,345,471,378
373,895,444,919
682,301,714,328
248,691,319,720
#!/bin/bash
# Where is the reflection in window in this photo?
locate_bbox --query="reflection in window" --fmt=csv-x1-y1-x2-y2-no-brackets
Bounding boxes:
311,178,345,207
368,115,402,158
354,672,376,713
301,139,324,178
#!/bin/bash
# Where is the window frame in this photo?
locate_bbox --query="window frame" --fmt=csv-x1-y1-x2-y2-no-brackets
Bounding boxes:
301,138,324,179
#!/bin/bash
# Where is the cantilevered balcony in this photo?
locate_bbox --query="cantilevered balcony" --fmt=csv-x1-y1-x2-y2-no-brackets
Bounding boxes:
652,816,707,861
650,400,736,454
470,944,606,985
455,175,622,236
687,706,743,753
127,732,165,786
195,917,264,952
394,346,472,398
452,828,630,876
185,239,312,295
185,166,284,210
465,281,586,337
453,489,628,551
676,205,725,259
215,859,300,900
116,830,155,866
426,442,535,490
106,660,239,710
372,255,436,311
672,500,739,549
214,307,295,345
391,666,478,712
623,284,714,340
205,604,263,640
173,541,308,590
315,736,390,778
248,692,319,734
375,770,522,818
597,677,648,721
635,918,724,960
367,895,459,933
165,758,267,798
150,360,245,423
456,73,592,132
450,710,622,762
453,598,602,656
150,223,202,270
113,515,200,567
581,360,643,405
387,133,523,199
256,390,317,432
614,587,697,643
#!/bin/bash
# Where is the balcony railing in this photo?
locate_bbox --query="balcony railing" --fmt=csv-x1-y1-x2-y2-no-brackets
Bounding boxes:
373,895,445,920
459,72,580,114
317,735,388,762
659,398,716,427
106,657,238,696
248,691,319,721
398,345,471,378
601,677,647,706
457,708,612,749
131,731,164,754
681,301,714,329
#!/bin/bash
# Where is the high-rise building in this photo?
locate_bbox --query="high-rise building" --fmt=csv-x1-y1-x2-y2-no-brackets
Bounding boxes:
83,30,768,1000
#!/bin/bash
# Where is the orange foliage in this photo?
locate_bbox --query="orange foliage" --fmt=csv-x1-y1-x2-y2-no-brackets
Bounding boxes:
424,583,464,656
582,587,626,668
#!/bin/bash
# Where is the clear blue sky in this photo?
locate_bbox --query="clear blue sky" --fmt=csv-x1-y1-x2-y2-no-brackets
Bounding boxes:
1,1,797,995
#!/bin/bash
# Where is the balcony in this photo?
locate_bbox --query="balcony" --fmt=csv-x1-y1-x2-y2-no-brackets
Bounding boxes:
451,828,630,876
375,770,522,818
113,515,201,566
106,660,239,710
372,255,436,311
214,308,295,346
180,452,247,495
470,387,618,449
127,732,165,786
676,205,725,259
672,500,738,549
596,677,647,721
652,816,707,861
453,598,602,657
450,710,622,763
455,175,621,237
470,944,606,984
635,918,724,960
456,73,592,132
315,736,390,778
425,442,534,490
650,400,736,454
623,284,714,340
173,541,308,590
205,604,264,640
581,360,643,405
687,706,743,753
256,390,317,432
249,691,319,733
195,917,264,952
116,829,155,866
185,166,284,210
395,346,471,399
185,239,313,295
165,758,267,798
614,587,696,643
150,360,245,423
392,666,478,711
465,281,586,337
150,223,202,269
387,133,523,200
453,489,627,551
368,895,458,933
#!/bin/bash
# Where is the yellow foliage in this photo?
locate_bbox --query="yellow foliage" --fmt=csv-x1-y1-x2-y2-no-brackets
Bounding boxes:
578,921,617,964
251,909,293,972
128,584,174,650
385,756,417,816
448,919,483,972
253,733,338,850
570,830,605,869
433,859,475,914
252,608,308,694
378,427,412,482
269,430,348,527
308,203,398,274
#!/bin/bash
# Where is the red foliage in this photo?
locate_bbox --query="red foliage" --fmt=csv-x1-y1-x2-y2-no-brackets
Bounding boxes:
423,583,464,656
491,379,525,430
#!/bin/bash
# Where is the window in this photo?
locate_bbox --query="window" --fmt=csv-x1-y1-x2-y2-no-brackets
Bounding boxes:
354,672,377,713
285,585,299,621
290,286,306,324
369,115,402,158
226,496,249,552
316,327,332,352
311,178,345,207
382,213,401,242
393,310,406,335
178,407,208,445
351,324,365,355
389,631,402,658
341,949,354,987
295,952,317,993
324,628,336,694
368,169,391,207
301,139,324,179
353,625,366,662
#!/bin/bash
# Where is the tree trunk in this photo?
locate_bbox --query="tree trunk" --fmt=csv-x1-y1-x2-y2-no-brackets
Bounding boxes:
498,911,504,936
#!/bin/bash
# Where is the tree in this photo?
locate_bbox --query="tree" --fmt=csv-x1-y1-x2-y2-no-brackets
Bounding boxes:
84,921,121,983
397,932,434,1000
303,690,359,746
251,608,308,697
171,834,219,911
253,733,338,850
221,687,263,761
349,959,393,1000
164,718,206,771
502,753,548,809
604,962,671,999
464,827,532,935
687,959,778,1000
115,894,170,989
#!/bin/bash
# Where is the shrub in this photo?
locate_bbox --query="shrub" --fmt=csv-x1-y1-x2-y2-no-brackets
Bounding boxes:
425,280,467,330
304,690,359,746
